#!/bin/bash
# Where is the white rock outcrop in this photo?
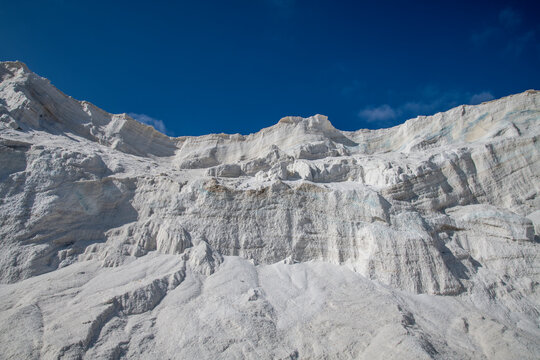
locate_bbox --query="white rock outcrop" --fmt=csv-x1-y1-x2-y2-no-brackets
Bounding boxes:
0,61,539,359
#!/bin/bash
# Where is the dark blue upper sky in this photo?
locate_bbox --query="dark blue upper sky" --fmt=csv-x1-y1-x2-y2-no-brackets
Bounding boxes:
1,0,539,136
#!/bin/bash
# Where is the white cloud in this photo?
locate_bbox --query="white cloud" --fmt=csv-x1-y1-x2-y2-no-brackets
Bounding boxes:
499,7,522,29
264,0,295,17
402,100,443,115
470,91,494,105
128,113,167,134
506,30,535,56
470,26,498,45
359,88,496,127
470,7,537,58
267,0,295,9
358,105,396,123
400,88,463,116
341,79,366,97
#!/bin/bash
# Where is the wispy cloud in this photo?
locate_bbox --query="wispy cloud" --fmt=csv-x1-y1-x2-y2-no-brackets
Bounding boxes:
358,87,495,127
358,104,396,124
400,87,464,116
505,30,536,56
128,113,167,134
341,79,366,97
470,26,499,45
267,0,295,9
469,91,494,105
471,7,537,57
499,7,522,29
264,0,295,17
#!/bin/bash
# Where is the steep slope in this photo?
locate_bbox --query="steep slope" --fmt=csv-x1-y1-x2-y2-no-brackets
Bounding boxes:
0,61,539,359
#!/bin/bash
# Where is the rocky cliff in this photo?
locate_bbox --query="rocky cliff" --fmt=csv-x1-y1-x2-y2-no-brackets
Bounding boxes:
0,61,539,359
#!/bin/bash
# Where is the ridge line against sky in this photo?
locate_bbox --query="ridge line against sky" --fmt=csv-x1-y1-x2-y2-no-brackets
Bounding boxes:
1,0,539,136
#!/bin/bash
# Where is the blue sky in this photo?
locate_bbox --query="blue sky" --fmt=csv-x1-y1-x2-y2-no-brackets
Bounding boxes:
1,0,539,136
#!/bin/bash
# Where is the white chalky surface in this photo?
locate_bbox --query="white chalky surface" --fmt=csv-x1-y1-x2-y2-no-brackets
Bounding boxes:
0,61,539,359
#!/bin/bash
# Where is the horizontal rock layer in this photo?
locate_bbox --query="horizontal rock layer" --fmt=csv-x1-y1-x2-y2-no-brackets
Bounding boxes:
0,61,539,359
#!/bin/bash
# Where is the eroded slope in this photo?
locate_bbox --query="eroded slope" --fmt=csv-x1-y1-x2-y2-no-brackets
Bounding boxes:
0,61,539,359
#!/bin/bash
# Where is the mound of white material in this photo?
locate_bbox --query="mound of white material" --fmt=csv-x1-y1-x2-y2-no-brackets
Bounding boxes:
0,61,539,359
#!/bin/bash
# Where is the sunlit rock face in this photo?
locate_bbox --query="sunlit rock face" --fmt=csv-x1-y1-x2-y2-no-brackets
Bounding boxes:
0,61,539,359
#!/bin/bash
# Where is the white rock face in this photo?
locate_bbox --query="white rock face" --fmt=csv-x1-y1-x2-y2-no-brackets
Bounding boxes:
0,61,539,359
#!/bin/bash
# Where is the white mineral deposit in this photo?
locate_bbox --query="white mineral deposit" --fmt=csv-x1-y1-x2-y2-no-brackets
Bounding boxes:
0,61,538,359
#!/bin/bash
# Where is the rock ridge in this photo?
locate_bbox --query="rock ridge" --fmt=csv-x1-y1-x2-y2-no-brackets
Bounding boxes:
0,61,539,359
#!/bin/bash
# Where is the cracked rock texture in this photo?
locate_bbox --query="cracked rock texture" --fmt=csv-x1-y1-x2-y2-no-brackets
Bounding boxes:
0,61,539,359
